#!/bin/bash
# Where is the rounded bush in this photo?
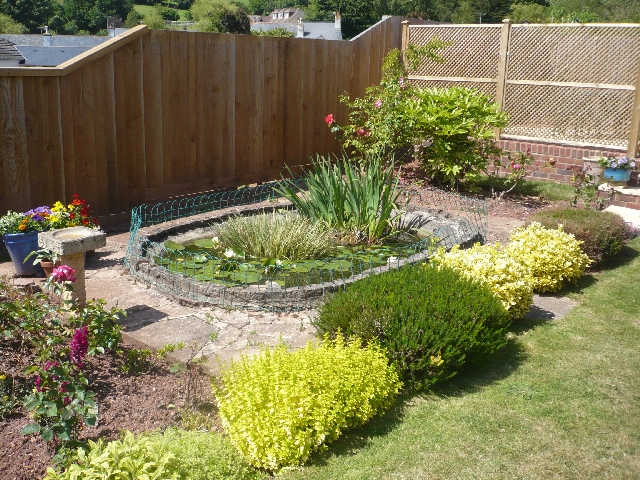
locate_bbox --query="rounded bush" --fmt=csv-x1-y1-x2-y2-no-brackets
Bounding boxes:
529,208,632,268
215,337,401,471
431,243,533,320
504,222,591,292
315,264,512,388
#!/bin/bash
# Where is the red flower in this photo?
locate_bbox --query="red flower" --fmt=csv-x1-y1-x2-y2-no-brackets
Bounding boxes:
72,193,79,199
80,207,90,216
325,114,334,126
81,218,89,225
357,128,366,136
69,213,75,219
72,199,84,207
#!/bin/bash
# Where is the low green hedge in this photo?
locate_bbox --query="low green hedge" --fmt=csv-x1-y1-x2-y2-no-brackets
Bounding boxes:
315,264,512,388
528,208,632,268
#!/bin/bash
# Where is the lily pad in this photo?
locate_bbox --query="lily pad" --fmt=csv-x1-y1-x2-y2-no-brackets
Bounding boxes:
194,238,216,248
164,240,184,251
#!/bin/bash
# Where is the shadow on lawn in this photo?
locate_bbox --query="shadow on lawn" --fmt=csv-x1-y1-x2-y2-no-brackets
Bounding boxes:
302,339,528,468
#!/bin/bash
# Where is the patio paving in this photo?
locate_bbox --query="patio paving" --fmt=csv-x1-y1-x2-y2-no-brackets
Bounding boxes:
0,218,576,375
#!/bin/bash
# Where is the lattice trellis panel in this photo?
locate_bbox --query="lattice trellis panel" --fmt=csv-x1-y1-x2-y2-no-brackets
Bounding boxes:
407,26,501,79
410,79,497,99
502,84,634,148
508,25,640,85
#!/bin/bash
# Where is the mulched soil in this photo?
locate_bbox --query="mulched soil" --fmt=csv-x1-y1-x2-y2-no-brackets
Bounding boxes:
0,338,214,480
0,173,567,479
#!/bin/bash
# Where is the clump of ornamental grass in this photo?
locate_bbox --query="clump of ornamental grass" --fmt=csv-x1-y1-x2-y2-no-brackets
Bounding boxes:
213,210,334,261
276,153,403,244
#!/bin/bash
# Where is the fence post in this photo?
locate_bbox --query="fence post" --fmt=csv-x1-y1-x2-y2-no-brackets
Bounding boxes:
401,20,410,70
494,19,512,139
628,56,640,158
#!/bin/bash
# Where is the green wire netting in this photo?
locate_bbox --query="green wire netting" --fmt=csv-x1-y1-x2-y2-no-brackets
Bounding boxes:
125,182,488,311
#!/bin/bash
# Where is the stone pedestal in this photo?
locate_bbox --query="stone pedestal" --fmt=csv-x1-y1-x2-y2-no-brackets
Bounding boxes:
38,227,106,306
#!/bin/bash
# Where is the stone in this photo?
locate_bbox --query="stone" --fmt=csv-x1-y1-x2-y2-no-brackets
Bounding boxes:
38,227,106,256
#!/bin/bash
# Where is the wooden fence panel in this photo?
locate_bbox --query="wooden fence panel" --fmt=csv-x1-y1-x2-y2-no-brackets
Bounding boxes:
0,18,407,218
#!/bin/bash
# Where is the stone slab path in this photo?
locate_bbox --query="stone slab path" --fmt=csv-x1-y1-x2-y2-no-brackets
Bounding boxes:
0,218,576,376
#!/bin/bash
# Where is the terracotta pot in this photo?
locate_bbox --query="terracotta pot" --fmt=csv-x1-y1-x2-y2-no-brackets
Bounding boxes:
40,260,60,278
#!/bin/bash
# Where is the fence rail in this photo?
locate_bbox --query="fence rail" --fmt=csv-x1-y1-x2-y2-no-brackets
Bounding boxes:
0,18,405,218
403,21,640,155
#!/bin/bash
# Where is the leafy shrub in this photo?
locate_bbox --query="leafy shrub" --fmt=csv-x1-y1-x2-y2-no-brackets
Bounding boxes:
252,27,295,37
504,222,592,292
214,210,334,260
276,153,402,243
315,264,512,387
431,243,533,320
147,428,261,480
529,208,633,268
155,5,180,21
214,337,401,471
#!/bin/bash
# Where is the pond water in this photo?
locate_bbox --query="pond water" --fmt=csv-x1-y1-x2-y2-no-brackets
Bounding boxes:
154,237,435,288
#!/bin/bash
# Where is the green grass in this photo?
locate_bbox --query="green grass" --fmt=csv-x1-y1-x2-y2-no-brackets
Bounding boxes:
471,176,577,202
281,237,640,479
133,4,190,21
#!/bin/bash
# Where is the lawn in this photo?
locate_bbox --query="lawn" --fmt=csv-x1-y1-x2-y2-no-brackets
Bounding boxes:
133,4,191,21
282,237,640,479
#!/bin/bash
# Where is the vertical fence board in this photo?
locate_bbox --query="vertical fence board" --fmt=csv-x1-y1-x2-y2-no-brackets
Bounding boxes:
186,33,197,183
143,31,164,188
283,39,304,168
90,58,110,216
262,37,284,171
103,54,119,216
301,40,316,161
0,77,31,212
22,78,47,207
59,73,76,203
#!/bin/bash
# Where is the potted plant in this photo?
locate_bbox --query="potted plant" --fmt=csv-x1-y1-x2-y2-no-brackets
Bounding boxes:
601,156,636,186
0,207,51,276
24,248,60,278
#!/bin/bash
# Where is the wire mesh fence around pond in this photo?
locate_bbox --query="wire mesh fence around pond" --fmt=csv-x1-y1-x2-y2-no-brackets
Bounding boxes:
125,182,488,311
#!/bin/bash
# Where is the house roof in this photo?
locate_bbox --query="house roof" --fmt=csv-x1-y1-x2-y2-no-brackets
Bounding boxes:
0,39,25,62
250,22,341,40
0,34,108,48
13,46,91,67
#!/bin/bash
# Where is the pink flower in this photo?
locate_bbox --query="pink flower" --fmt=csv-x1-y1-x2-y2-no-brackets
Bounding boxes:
70,326,89,369
63,397,71,406
58,381,70,393
325,113,334,126
374,99,383,108
357,128,366,136
399,77,405,87
50,265,76,283
514,164,522,169
44,361,58,371
34,376,42,392
365,131,371,137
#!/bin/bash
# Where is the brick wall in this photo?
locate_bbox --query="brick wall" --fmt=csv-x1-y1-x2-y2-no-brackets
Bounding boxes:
498,139,640,210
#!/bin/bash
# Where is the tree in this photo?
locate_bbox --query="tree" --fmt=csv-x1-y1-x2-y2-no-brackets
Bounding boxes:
0,0,56,33
61,0,133,34
191,0,251,33
0,13,26,33
304,0,377,38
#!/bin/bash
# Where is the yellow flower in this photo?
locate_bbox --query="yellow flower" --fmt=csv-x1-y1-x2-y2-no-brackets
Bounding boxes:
18,224,26,231
51,201,65,212
0,374,6,380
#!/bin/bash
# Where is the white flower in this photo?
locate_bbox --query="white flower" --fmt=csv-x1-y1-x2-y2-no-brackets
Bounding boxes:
224,248,235,258
212,236,219,244
275,259,282,266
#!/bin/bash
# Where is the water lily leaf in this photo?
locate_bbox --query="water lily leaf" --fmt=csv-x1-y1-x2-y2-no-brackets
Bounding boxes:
164,240,184,251
228,272,262,283
193,254,208,263
194,238,215,248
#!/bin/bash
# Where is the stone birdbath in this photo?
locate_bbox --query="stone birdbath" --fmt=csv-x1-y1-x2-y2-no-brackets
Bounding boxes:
38,226,106,306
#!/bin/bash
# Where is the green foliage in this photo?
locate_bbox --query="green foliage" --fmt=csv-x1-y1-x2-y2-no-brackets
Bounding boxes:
504,222,591,292
529,208,633,269
156,3,180,20
0,12,26,33
215,336,401,471
276,154,403,244
57,0,134,34
43,431,180,480
191,0,250,33
303,0,377,38
146,428,262,480
141,7,166,28
0,0,55,33
431,243,534,320
400,86,507,186
315,264,512,387
214,210,334,261
252,26,295,37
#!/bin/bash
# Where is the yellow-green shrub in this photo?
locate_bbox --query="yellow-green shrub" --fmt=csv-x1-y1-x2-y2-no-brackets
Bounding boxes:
504,222,591,292
431,242,533,319
214,336,402,471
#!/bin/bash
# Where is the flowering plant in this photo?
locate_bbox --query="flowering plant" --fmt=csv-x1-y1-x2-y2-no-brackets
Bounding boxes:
599,156,636,170
0,208,51,235
49,194,99,229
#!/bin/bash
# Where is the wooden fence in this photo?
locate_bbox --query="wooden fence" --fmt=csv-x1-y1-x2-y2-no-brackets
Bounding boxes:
0,18,404,219
403,21,640,156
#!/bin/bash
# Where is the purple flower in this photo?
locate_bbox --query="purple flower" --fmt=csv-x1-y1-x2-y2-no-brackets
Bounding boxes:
44,361,58,371
70,326,89,369
375,99,383,108
50,265,76,283
34,376,42,392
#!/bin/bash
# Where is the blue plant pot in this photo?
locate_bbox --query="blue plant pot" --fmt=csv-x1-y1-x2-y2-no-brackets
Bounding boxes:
604,168,631,184
2,230,44,276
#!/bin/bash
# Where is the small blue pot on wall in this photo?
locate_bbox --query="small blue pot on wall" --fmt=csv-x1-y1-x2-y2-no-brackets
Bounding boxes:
2,230,44,276
604,168,631,185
